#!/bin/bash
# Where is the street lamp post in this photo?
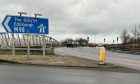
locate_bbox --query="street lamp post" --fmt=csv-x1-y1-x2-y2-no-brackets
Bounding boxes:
18,12,27,16
34,13,42,17
12,12,27,57
18,12,30,58
34,13,46,57
34,13,42,45
18,12,28,47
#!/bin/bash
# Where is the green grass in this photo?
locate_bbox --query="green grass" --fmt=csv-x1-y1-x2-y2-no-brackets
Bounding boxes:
0,54,101,67
0,50,52,55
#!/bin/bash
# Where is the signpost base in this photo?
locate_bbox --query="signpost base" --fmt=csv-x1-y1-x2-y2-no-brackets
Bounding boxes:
98,61,106,65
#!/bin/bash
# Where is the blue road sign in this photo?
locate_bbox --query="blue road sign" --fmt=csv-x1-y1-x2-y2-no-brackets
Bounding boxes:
2,15,49,34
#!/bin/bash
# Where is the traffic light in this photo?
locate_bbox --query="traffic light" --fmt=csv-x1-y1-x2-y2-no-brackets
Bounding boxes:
104,38,105,43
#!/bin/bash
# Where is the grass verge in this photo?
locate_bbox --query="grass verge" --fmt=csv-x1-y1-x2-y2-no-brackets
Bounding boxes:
0,54,114,67
0,54,139,73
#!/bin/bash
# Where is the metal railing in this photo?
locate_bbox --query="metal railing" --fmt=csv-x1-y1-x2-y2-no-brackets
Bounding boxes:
0,32,59,55
104,44,140,53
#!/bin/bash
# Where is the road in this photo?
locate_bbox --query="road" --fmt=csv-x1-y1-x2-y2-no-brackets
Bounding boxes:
0,64,140,84
55,47,140,70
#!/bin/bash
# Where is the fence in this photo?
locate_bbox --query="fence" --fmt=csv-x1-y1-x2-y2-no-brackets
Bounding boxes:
104,44,140,53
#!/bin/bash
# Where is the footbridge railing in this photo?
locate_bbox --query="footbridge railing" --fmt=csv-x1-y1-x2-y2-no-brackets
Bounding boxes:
0,32,59,55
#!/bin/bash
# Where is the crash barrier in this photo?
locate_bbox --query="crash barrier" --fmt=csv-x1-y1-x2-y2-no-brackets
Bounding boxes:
0,47,54,55
0,32,59,56
104,44,140,53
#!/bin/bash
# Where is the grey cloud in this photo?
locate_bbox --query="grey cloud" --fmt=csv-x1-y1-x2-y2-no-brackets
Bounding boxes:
0,0,140,36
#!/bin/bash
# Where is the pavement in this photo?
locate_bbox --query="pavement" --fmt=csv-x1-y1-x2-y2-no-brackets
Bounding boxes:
0,64,140,84
54,47,140,70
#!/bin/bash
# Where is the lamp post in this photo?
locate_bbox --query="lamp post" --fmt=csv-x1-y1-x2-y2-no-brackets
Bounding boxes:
18,12,28,47
34,13,46,57
34,13,42,17
12,12,27,57
18,12,30,58
34,13,42,45
18,12,27,16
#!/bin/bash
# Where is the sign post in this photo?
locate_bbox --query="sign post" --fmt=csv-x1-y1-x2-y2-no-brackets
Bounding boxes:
27,35,30,58
12,33,15,56
42,35,46,57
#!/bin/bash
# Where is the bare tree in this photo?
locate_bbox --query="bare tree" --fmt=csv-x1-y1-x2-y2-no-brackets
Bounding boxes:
61,38,73,46
120,29,131,44
131,25,140,43
138,25,140,42
132,25,138,42
75,38,88,45
138,24,140,35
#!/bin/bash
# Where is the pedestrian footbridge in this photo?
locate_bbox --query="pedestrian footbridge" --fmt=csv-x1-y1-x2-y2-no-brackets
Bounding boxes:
0,32,59,55
0,32,59,47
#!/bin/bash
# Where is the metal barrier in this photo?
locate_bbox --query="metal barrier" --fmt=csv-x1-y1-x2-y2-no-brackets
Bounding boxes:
0,32,59,55
104,44,140,53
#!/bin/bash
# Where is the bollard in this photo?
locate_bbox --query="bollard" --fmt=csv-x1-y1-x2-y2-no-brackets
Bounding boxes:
99,47,106,65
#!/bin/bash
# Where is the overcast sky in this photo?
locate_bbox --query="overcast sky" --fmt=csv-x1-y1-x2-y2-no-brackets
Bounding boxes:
0,0,140,43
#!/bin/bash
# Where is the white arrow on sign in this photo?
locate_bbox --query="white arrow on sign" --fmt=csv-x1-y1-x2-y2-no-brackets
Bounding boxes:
4,16,12,32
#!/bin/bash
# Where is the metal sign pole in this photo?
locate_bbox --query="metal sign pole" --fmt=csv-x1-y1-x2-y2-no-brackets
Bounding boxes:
17,34,21,46
50,38,53,54
4,34,9,47
0,35,2,47
39,36,41,45
23,35,26,46
12,33,15,56
43,35,46,57
32,35,35,45
36,35,38,45
27,35,30,58
7,34,10,46
1,34,3,47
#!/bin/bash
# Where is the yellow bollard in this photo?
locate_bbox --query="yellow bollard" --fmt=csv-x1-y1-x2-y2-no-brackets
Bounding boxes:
99,47,106,64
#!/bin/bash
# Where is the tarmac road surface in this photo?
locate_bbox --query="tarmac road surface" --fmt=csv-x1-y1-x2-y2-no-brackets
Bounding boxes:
0,64,140,84
55,47,140,70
